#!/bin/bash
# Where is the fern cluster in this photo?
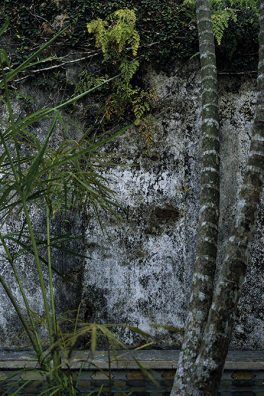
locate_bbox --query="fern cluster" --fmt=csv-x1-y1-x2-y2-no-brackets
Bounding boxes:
212,9,237,45
87,8,141,114
130,89,156,146
87,9,140,61
184,0,259,45
74,71,108,96
86,9,153,135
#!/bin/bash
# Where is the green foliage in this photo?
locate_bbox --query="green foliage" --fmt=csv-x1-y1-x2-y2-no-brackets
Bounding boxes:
211,0,259,45
85,9,153,135
120,58,139,85
212,9,237,45
74,71,108,96
87,9,140,90
0,24,128,396
1,0,196,67
132,88,151,121
220,0,258,12
2,0,259,71
87,9,140,60
184,0,258,45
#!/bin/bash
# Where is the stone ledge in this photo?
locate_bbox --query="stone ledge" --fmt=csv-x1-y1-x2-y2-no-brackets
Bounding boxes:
0,350,263,370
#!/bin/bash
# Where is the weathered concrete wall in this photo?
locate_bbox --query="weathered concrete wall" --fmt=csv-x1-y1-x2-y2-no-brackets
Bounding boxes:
0,60,263,349
82,62,264,349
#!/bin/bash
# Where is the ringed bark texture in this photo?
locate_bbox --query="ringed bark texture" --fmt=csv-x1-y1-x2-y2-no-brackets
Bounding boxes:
190,0,264,395
171,1,220,395
191,2,264,394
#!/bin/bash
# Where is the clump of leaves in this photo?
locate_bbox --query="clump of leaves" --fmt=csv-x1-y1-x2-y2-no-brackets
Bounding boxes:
74,71,107,96
86,9,154,141
184,0,258,45
212,8,237,45
86,9,141,115
87,9,140,60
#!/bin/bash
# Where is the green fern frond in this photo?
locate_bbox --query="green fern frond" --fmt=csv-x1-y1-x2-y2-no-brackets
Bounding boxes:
183,0,195,6
88,9,140,61
183,0,258,44
114,9,137,25
212,8,237,45
87,18,108,56
86,9,152,138
120,59,139,84
132,30,140,56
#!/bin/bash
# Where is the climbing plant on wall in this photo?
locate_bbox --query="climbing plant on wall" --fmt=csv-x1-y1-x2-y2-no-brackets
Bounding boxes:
87,9,141,119
84,9,154,143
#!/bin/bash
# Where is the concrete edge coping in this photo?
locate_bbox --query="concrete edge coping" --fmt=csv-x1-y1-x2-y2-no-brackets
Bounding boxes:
0,350,263,370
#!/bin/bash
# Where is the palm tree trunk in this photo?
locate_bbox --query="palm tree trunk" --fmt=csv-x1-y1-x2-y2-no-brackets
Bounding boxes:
171,1,220,394
190,2,264,393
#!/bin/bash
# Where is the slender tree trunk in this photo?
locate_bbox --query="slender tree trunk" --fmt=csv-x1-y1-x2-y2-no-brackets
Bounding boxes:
171,1,264,395
171,1,220,394
191,2,264,393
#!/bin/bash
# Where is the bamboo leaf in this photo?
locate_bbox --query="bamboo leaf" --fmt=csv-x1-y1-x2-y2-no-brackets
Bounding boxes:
133,358,160,388
97,325,125,348
91,324,97,354
1,26,69,87
0,19,9,38
13,75,120,133
128,326,152,338
23,116,58,197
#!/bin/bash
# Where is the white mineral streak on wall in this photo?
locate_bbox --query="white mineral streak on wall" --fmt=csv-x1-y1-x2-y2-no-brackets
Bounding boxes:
108,169,183,206
83,166,190,343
